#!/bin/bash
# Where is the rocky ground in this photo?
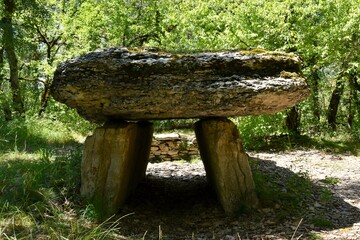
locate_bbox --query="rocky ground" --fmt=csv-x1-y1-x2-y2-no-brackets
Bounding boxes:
115,150,360,240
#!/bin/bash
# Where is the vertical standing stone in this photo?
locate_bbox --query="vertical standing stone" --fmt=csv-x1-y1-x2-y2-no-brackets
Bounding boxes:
195,118,259,214
81,121,153,218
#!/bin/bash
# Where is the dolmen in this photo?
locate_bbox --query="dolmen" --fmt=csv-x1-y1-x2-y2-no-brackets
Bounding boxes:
51,47,309,218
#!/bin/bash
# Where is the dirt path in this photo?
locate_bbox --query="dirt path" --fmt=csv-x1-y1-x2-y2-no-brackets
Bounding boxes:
116,150,360,240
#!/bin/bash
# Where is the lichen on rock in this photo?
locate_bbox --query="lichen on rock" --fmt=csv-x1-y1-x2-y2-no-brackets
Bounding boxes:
51,47,309,123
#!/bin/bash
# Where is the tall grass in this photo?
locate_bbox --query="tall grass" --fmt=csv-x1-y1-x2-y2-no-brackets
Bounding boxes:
0,115,123,239
0,144,98,239
1,118,72,153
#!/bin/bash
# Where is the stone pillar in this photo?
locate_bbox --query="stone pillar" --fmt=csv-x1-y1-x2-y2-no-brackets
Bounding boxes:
194,118,259,214
81,121,153,218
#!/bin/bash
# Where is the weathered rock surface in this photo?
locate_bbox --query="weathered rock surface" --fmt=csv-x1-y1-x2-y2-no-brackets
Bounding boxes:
81,121,153,218
195,118,259,214
51,47,309,123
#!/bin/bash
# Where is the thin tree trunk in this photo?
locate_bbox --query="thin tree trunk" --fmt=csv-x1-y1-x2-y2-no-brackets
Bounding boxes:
309,69,321,123
348,74,359,130
286,106,300,134
2,0,25,116
347,95,354,130
354,90,360,129
0,47,13,120
38,78,51,117
352,74,360,125
327,79,344,131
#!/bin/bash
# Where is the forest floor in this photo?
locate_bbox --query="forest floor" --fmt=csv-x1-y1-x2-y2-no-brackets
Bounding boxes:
114,149,360,240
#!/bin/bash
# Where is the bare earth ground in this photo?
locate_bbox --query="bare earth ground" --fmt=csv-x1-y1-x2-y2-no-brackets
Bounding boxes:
115,150,360,240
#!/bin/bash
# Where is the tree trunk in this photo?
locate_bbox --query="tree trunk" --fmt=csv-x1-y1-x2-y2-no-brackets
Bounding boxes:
309,69,321,123
348,73,359,130
353,89,360,130
347,97,354,130
2,0,25,116
327,79,344,131
38,78,51,117
286,106,300,134
0,47,12,120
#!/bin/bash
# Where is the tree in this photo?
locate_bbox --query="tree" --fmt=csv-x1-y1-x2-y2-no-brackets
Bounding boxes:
235,0,359,133
33,1,65,117
1,0,25,117
0,46,12,120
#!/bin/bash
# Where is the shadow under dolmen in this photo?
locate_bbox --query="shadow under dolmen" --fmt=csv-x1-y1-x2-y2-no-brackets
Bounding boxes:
117,155,360,239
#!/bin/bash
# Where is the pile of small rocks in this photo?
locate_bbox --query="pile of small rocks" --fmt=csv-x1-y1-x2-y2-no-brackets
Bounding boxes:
149,133,199,162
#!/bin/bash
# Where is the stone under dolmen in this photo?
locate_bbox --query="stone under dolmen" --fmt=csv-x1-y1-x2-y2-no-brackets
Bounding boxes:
51,47,309,218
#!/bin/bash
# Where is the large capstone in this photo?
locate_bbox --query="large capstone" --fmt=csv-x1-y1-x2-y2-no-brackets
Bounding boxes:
51,47,309,123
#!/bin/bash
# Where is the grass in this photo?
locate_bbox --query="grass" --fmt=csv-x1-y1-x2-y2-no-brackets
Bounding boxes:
242,133,360,155
0,116,123,239
310,216,334,228
0,117,85,153
308,233,325,240
320,177,340,185
0,147,95,239
0,150,130,239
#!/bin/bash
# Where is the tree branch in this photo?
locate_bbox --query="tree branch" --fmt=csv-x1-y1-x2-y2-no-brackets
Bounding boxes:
0,47,3,65
36,25,50,46
353,75,360,91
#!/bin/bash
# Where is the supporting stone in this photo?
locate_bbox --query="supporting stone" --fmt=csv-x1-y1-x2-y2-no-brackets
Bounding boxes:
81,121,153,218
194,118,259,214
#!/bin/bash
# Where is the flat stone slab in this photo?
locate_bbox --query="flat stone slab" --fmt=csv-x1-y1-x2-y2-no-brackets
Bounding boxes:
154,133,181,141
51,47,309,123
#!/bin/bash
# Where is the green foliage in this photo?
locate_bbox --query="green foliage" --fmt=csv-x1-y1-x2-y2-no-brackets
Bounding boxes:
320,177,340,185
319,187,333,204
284,171,313,208
308,233,325,240
0,147,81,206
0,115,80,153
0,148,78,237
310,216,334,228
234,113,289,150
153,119,195,133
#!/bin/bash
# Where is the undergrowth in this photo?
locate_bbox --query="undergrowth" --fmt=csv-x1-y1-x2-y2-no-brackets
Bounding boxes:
0,144,130,239
0,117,88,153
0,116,120,239
235,114,360,155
